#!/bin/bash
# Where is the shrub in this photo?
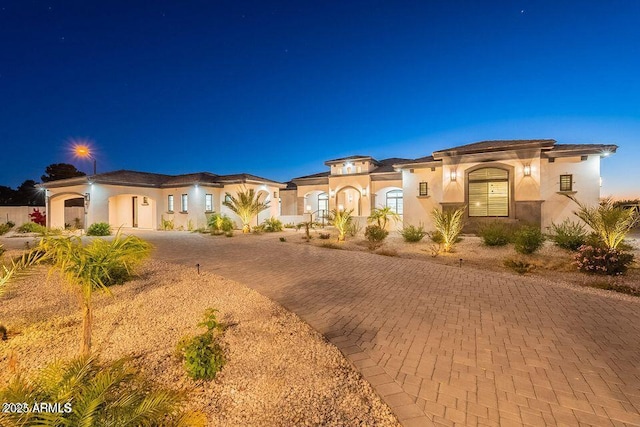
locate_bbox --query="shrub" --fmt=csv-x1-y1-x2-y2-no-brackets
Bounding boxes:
504,258,535,274
252,224,265,234
263,217,283,232
329,209,353,241
365,225,389,250
0,222,14,235
6,221,15,228
297,221,315,240
29,208,46,226
176,309,225,381
283,222,296,229
16,222,47,234
160,215,174,230
376,248,398,257
319,232,331,239
572,197,639,249
86,222,111,236
279,237,287,242
400,224,427,243
574,245,634,276
478,221,512,246
225,231,234,237
368,207,400,229
347,220,362,237
548,219,587,251
0,356,204,426
208,213,234,235
513,225,545,254
431,207,465,252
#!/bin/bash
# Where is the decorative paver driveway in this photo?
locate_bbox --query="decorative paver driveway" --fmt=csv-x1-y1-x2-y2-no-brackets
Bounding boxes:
140,231,640,426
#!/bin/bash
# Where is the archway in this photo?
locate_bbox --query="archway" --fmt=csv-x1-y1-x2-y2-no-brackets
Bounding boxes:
49,192,86,230
335,186,361,216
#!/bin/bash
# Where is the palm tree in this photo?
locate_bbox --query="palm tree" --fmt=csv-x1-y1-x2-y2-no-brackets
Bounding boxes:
223,187,270,233
329,208,353,241
0,355,205,427
431,206,465,252
368,206,400,229
572,197,639,249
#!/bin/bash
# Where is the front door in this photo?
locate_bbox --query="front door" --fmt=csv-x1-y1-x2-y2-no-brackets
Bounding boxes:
132,196,138,227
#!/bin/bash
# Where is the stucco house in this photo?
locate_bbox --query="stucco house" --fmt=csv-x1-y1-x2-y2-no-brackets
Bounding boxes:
281,139,617,231
41,170,285,231
41,139,616,232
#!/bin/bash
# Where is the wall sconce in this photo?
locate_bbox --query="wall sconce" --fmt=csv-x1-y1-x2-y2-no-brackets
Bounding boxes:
450,170,457,181
338,204,344,211
329,190,335,198
306,205,312,212
361,188,367,197
273,191,278,198
84,193,90,202
523,165,531,176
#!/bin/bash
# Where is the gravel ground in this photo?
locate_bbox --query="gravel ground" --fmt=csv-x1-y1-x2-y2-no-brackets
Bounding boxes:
0,258,400,427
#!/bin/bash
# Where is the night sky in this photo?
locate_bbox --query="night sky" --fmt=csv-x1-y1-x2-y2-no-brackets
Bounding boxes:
1,1,638,197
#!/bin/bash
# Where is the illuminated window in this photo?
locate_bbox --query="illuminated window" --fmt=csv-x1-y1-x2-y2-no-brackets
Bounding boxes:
181,194,188,212
559,174,573,192
386,190,403,214
167,195,174,212
318,192,329,218
205,194,213,212
468,168,509,217
419,182,428,196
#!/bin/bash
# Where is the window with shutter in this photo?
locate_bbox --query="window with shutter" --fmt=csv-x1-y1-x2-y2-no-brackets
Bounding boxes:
468,168,509,217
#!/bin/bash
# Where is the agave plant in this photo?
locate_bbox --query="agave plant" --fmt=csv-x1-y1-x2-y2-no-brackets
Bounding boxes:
431,206,465,252
0,355,205,427
367,206,400,229
329,208,353,241
223,187,270,233
572,197,639,249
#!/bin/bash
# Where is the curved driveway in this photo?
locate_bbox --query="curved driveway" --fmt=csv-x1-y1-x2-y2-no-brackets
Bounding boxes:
140,231,640,426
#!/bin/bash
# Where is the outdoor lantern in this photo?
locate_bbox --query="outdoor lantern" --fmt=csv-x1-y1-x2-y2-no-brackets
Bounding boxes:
84,193,90,202
330,190,335,198
450,170,457,181
523,164,531,176
361,188,367,197
338,204,344,211
306,205,312,212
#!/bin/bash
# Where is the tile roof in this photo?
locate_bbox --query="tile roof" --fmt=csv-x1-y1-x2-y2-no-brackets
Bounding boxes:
370,158,413,173
324,155,374,164
433,139,556,157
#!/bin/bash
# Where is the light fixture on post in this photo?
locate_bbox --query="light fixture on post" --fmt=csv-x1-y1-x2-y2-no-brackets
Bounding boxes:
73,141,97,175
450,170,457,181
523,164,531,176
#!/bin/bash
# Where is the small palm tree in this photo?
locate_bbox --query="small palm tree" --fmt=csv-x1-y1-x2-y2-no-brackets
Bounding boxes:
0,355,205,427
368,206,400,229
329,208,353,241
223,187,270,233
431,206,465,252
572,197,639,249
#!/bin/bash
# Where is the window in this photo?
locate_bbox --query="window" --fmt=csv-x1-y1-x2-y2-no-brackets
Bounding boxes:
205,194,213,212
419,182,428,197
318,192,329,218
468,168,509,217
167,195,174,212
181,194,188,212
559,174,573,192
386,190,403,215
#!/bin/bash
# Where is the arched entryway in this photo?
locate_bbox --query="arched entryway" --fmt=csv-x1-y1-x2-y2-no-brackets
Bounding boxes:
335,186,361,215
302,191,329,219
49,192,86,229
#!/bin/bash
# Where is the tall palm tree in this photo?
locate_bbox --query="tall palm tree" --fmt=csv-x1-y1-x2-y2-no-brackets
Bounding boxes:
223,187,270,233
431,206,465,253
368,206,400,229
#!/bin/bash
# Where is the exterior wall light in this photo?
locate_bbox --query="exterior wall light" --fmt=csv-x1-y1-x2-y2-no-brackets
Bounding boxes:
361,188,367,197
450,170,457,181
84,193,90,202
330,190,335,198
338,204,344,211
523,165,531,176
306,205,312,212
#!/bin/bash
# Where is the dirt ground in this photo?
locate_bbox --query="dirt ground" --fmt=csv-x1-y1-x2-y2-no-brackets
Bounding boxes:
0,257,400,427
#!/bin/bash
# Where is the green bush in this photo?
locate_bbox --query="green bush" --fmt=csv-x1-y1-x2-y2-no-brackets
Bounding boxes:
160,215,174,230
279,237,286,242
87,222,111,236
16,222,47,234
548,219,587,251
176,309,225,381
207,213,234,235
0,222,14,235
365,225,389,250
263,217,283,232
318,232,331,239
513,225,545,254
252,224,265,234
400,224,427,243
478,221,512,246
574,245,634,275
504,258,535,274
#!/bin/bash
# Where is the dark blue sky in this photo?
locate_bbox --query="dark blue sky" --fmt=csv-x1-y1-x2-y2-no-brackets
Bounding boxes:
1,1,638,197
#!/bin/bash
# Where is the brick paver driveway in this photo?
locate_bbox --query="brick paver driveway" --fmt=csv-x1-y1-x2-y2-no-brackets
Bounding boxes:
139,231,640,426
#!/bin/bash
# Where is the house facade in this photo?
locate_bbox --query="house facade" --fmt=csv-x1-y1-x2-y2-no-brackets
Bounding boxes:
41,171,285,231
41,139,616,232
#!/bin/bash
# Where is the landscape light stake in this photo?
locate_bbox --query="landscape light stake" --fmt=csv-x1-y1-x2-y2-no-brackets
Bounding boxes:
459,258,463,268
196,263,200,275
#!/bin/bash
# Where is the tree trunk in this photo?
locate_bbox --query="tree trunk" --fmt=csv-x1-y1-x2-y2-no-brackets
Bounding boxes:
81,300,92,356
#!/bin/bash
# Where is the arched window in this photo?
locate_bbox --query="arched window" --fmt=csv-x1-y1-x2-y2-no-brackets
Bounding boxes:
318,192,329,218
386,190,403,214
468,168,509,217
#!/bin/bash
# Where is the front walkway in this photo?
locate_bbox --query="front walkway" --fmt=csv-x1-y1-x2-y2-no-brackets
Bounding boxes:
139,231,640,426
